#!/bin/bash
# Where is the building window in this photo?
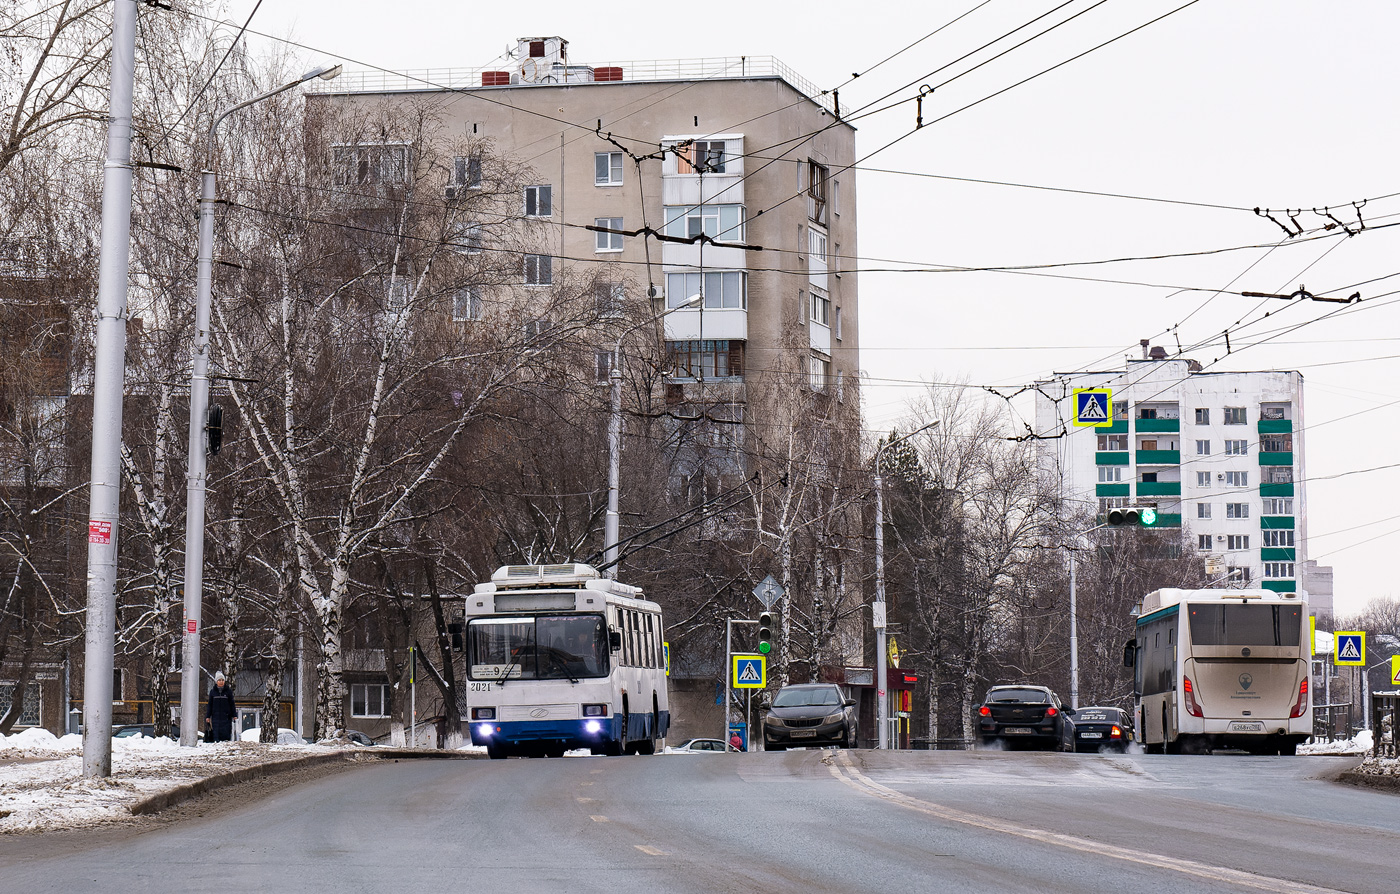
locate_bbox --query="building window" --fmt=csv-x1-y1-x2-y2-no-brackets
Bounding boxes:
1260,406,1288,420
676,140,726,173
448,220,482,254
1197,503,1211,519
1263,529,1295,547
1195,440,1210,455
1225,440,1248,456
595,151,623,186
1226,502,1249,519
332,143,409,187
832,179,840,217
1228,566,1252,582
1262,498,1293,515
524,185,552,217
1224,471,1249,487
1138,407,1158,420
1262,466,1294,484
0,682,39,726
1195,408,1210,424
834,306,843,340
833,242,842,277
524,318,552,341
666,271,746,309
1263,562,1295,579
808,227,828,262
1196,471,1210,487
594,281,624,316
524,254,553,285
1227,534,1250,550
1223,406,1247,425
807,160,829,224
1098,497,1130,514
1141,472,1158,483
451,154,482,189
351,683,390,718
1097,434,1127,451
595,217,624,252
810,289,830,326
668,339,744,379
1098,466,1123,482
662,204,745,242
452,288,482,322
1197,534,1213,551
595,349,616,384
1262,435,1292,452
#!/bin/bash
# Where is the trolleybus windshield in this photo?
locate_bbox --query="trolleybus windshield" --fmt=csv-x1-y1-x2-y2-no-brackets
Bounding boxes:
1187,604,1302,647
468,614,609,681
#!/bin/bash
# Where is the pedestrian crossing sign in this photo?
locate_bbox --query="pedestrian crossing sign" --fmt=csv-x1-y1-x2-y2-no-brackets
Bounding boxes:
1391,655,1400,687
733,654,766,689
1073,389,1112,426
1334,631,1365,667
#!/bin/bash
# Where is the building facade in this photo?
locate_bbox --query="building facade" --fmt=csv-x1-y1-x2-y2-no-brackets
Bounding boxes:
1035,345,1309,597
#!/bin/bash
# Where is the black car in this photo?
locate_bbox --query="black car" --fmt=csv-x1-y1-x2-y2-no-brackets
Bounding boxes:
1070,706,1132,753
762,683,857,751
975,684,1074,751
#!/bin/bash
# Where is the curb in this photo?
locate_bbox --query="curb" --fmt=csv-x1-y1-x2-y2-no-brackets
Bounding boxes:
1339,767,1400,795
128,748,480,816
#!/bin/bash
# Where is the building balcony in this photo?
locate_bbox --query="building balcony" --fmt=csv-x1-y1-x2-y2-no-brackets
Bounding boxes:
1135,418,1179,433
1096,483,1130,497
1261,580,1296,594
1095,420,1127,434
1260,515,1295,530
1262,547,1296,562
1135,450,1179,465
1137,481,1181,497
1096,451,1130,465
1258,418,1293,434
1259,482,1295,497
1258,452,1293,466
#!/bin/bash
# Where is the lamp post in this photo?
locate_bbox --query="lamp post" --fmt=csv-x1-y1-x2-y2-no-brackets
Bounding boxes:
872,420,938,749
179,64,341,747
602,293,702,578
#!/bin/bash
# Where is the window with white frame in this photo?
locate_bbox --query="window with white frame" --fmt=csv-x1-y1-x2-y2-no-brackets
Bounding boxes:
808,227,828,262
1262,498,1294,515
810,289,830,326
807,160,829,224
1263,562,1295,579
666,271,746,309
452,287,482,322
1197,534,1212,551
810,354,831,390
1263,529,1295,547
1226,502,1249,518
524,254,553,285
1197,503,1212,519
1261,435,1292,452
452,154,482,189
1195,439,1210,455
594,281,624,316
1196,471,1210,487
1228,566,1252,582
1195,408,1210,424
1097,434,1127,450
667,340,744,379
662,205,745,242
595,349,616,384
333,143,409,187
832,179,840,217
351,683,390,718
1223,406,1247,425
1227,534,1250,550
676,140,726,173
524,318,551,340
834,306,842,340
1263,466,1294,484
833,242,841,276
524,185,552,217
595,151,623,186
1225,439,1249,455
1098,466,1123,482
1098,497,1130,513
448,219,482,253
595,217,623,252
1224,470,1249,487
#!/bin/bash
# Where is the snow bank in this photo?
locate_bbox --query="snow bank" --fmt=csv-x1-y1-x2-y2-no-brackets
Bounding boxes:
1299,729,1373,755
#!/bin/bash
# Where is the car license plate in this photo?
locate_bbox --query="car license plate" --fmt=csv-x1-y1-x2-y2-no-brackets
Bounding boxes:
1003,727,1033,735
1228,721,1264,733
1079,732,1102,739
791,730,816,738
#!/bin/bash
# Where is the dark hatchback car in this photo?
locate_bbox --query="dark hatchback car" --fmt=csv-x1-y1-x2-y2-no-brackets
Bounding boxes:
763,683,857,751
975,685,1074,751
1070,706,1132,753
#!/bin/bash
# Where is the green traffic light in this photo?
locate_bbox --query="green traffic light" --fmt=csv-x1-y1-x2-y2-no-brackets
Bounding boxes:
758,642,771,654
1140,508,1158,526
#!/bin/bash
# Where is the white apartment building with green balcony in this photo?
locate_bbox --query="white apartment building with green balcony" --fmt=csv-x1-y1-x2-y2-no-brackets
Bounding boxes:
1034,344,1307,596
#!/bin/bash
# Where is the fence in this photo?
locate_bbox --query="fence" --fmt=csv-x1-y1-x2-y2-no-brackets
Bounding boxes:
1372,694,1398,758
1313,702,1353,742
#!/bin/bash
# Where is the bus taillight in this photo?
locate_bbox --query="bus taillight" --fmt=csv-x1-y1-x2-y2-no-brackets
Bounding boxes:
1289,678,1309,718
1183,676,1204,717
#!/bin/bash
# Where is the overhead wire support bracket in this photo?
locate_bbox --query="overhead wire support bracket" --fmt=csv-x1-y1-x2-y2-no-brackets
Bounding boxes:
1254,207,1301,238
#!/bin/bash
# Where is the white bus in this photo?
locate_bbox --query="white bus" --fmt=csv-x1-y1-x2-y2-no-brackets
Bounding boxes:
1128,588,1311,755
464,563,669,759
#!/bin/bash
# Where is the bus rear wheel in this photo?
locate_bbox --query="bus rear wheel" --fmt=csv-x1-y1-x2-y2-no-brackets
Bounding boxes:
487,743,508,760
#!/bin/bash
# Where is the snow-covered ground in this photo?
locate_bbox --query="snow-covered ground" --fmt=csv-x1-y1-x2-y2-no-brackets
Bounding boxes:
1299,730,1373,755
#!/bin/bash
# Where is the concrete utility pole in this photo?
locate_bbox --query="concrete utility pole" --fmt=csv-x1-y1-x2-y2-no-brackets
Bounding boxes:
82,0,139,779
179,65,340,747
872,420,938,750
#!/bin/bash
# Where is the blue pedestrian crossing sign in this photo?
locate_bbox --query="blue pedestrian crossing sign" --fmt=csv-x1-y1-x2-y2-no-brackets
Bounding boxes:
1334,631,1366,667
732,654,767,689
1073,388,1112,426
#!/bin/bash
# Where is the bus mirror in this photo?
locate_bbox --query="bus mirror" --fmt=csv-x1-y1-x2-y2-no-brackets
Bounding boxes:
1122,639,1136,668
609,629,622,651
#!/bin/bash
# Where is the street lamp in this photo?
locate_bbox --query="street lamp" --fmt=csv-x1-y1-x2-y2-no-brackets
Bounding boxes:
179,64,341,747
872,419,938,749
602,293,702,578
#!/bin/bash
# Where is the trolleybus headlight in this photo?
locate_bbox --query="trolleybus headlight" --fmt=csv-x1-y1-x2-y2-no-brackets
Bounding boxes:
584,720,602,734
582,703,608,717
477,723,495,738
471,707,496,721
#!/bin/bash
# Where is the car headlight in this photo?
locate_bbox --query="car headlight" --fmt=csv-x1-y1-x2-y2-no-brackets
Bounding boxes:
824,712,845,725
764,716,784,728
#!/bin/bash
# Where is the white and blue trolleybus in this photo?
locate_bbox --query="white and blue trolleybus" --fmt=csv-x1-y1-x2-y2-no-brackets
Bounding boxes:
1127,588,1311,755
465,564,670,758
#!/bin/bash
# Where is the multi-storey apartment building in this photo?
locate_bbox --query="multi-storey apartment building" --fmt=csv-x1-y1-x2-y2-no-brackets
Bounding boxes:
1035,344,1308,596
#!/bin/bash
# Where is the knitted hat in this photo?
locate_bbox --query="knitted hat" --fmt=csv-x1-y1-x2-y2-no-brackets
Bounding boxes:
215,671,226,682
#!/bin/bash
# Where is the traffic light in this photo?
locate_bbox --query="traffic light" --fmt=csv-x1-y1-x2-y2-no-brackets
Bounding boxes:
757,611,774,654
1106,506,1159,527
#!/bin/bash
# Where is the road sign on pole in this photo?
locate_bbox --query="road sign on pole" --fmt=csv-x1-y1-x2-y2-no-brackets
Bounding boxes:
733,654,766,689
1391,655,1400,687
1073,388,1112,425
753,575,783,609
1334,631,1366,666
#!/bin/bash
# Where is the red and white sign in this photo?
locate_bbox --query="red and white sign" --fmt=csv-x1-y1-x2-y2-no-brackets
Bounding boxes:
187,620,197,634
88,520,112,544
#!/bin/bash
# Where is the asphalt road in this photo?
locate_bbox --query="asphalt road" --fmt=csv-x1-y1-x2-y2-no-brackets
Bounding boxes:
1,749,1394,893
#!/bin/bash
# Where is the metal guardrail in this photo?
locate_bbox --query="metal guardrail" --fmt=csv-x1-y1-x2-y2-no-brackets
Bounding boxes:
1373,694,1398,759
307,55,837,115
1313,702,1353,742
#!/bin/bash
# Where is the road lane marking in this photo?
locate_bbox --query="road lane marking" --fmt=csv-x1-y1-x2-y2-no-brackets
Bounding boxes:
634,845,667,856
590,815,609,823
828,752,1347,894
576,797,596,803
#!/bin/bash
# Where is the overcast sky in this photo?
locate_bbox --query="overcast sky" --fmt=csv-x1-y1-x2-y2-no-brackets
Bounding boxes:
213,0,1400,617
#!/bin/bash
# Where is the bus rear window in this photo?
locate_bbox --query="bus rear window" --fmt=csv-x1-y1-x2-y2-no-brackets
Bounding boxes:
1187,604,1301,647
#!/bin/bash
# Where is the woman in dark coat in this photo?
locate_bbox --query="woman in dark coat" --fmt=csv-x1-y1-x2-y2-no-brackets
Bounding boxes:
205,671,237,742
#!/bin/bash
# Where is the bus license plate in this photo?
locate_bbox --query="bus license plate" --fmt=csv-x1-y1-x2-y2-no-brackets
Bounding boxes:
1079,732,1102,739
791,730,816,738
1228,721,1264,733
1004,727,1033,735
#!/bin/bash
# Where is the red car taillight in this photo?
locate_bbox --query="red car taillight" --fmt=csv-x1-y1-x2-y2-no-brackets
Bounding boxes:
1183,676,1203,718
978,705,991,716
1110,725,1122,738
1045,706,1058,717
1289,678,1309,718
